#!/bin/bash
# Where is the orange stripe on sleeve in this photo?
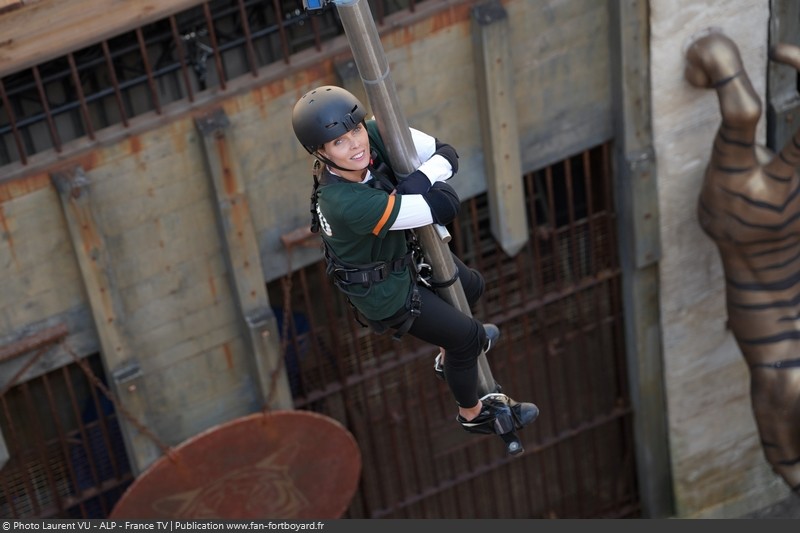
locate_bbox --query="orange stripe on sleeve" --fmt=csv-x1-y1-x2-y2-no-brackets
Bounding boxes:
372,195,396,236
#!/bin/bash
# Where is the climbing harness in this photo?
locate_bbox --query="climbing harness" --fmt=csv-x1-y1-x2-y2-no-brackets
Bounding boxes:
309,159,457,340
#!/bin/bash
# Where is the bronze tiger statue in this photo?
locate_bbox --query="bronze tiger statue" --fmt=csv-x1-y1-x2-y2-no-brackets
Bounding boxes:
684,29,800,492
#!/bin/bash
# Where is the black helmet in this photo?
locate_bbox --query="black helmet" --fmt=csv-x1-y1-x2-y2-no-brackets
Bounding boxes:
292,86,367,154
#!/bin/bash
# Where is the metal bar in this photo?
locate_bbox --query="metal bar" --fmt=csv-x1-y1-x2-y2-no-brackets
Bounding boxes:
310,9,323,51
202,2,228,90
60,363,108,516
21,381,59,515
99,39,130,126
0,69,165,135
295,269,332,393
82,365,125,481
271,0,291,63
66,53,96,139
0,346,51,399
41,372,87,517
526,170,558,514
0,394,41,516
31,65,62,152
582,149,603,512
1,0,272,99
0,437,16,515
169,15,195,103
411,366,440,517
0,0,428,163
0,395,27,517
135,27,162,114
0,79,28,164
544,165,571,518
563,156,589,516
369,408,632,518
467,198,484,283
236,0,259,76
316,261,349,389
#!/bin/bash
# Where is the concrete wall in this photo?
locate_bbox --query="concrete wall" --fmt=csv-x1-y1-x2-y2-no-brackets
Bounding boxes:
650,0,789,518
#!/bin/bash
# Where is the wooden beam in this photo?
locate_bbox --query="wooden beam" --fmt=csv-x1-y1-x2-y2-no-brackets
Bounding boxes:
51,165,161,475
0,0,206,78
195,107,294,411
471,1,529,257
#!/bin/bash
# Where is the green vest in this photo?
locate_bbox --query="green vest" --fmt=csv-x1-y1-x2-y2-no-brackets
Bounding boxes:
316,122,413,321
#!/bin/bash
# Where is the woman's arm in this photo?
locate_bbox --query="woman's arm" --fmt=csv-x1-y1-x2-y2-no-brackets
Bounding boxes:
390,182,461,230
394,130,460,195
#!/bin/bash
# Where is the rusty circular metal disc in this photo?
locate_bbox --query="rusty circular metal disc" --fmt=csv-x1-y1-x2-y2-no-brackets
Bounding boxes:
110,410,361,519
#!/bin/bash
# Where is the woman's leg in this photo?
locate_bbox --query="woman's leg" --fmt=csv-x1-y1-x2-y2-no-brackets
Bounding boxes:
407,286,485,409
452,254,485,307
398,286,539,435
433,256,491,381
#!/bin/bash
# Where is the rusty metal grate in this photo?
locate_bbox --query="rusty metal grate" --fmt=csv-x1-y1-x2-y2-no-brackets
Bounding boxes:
0,0,424,168
270,142,640,518
0,353,132,518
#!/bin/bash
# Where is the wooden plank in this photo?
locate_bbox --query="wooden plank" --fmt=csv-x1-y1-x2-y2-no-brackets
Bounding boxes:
195,107,293,411
471,1,528,257
0,0,206,78
51,165,161,475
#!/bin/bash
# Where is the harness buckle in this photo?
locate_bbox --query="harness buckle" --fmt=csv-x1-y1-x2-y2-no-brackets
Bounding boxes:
416,262,433,288
333,266,361,286
370,262,389,281
409,286,422,317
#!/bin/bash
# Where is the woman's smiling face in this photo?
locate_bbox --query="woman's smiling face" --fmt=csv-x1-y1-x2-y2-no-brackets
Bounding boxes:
319,122,370,181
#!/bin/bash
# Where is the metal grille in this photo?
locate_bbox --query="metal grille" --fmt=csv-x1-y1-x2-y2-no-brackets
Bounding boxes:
272,142,639,518
0,353,132,518
0,0,423,168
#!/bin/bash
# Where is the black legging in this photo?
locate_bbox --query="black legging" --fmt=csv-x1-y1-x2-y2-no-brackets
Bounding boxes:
389,255,488,407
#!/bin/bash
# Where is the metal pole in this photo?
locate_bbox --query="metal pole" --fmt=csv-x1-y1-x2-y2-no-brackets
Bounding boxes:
332,0,496,395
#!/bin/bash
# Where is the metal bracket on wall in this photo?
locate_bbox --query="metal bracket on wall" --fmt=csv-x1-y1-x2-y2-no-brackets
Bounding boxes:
112,360,143,385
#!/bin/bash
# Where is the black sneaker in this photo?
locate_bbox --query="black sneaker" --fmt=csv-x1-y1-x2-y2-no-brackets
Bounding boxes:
434,323,501,382
457,393,539,435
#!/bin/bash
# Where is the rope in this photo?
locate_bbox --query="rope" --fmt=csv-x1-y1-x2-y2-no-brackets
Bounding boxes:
61,340,175,460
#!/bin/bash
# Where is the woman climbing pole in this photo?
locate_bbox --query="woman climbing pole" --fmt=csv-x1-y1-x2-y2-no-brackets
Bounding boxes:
291,85,539,446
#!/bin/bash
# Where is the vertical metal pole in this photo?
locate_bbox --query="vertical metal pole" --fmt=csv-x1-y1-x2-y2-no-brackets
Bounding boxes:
332,0,496,395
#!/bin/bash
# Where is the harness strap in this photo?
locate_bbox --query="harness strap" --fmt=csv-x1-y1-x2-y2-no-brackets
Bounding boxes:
390,284,422,340
331,252,414,288
423,268,459,289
